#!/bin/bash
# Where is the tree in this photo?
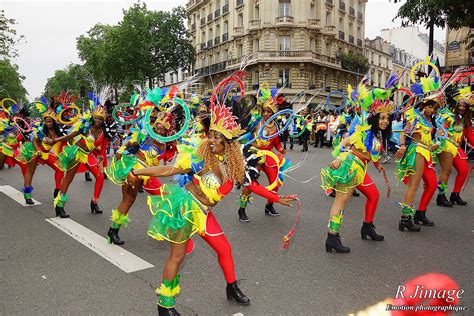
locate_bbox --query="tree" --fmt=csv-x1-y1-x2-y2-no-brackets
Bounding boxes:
0,59,27,102
0,9,25,59
394,1,474,47
43,63,91,100
340,52,369,74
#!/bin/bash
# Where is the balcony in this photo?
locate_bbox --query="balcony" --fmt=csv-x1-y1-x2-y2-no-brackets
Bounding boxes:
275,16,294,26
200,43,206,51
227,56,244,68
222,32,229,42
236,0,244,7
308,19,321,30
249,19,261,31
357,12,363,21
338,31,345,40
207,13,213,23
222,4,229,14
200,17,206,26
325,0,334,7
233,26,244,37
349,7,355,16
325,25,336,36
186,0,203,11
349,35,354,44
214,8,220,19
357,38,362,47
258,51,313,59
207,40,213,48
338,2,345,13
214,36,220,45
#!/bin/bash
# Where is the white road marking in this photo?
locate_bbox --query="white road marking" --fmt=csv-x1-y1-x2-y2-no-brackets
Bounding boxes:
46,217,154,273
232,313,244,316
0,185,41,206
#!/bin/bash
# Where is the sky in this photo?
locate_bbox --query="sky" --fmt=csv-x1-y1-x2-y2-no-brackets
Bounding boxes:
4,0,445,100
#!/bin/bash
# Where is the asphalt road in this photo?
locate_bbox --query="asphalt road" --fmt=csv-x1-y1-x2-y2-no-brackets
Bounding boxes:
1,146,473,315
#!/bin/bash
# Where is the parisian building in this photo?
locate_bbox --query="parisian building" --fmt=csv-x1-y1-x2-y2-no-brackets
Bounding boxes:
185,0,368,105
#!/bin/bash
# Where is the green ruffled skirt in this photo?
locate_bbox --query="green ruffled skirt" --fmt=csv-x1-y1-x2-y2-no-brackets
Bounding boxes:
147,184,208,243
321,152,367,193
395,143,417,182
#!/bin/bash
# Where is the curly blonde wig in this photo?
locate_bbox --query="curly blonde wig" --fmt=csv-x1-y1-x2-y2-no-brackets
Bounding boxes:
197,139,245,184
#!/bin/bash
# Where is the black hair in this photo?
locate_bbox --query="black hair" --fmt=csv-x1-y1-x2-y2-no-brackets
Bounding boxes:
41,117,63,137
368,112,392,144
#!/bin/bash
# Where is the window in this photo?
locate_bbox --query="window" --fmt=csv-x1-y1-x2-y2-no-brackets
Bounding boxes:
279,35,291,51
326,11,332,25
339,18,344,31
216,24,220,37
349,22,353,36
279,0,291,16
224,20,229,33
279,69,290,88
209,28,213,41
216,52,220,62
216,0,220,9
254,38,260,52
224,49,229,60
310,3,315,19
326,42,331,56
255,5,260,19
238,13,243,27
253,71,259,85
237,44,243,57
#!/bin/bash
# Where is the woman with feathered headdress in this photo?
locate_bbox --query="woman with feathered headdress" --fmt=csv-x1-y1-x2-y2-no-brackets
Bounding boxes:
433,83,473,207
51,89,117,218
16,96,67,205
126,101,252,315
104,88,180,246
321,77,395,253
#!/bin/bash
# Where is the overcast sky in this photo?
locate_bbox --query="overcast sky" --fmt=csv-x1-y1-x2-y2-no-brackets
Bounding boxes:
4,0,445,100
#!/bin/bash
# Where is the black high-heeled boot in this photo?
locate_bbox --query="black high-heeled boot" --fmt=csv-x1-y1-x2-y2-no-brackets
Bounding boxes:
414,210,434,226
361,222,384,241
157,306,180,316
55,206,70,218
238,207,249,222
84,172,92,181
226,281,250,305
107,227,124,245
450,192,467,206
53,189,60,198
436,193,453,207
90,201,103,214
399,216,420,231
264,203,279,216
352,190,360,197
329,190,336,198
325,233,350,253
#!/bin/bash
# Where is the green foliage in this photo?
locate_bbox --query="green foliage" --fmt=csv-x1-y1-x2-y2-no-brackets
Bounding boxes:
0,9,25,59
43,63,91,98
394,0,474,47
75,3,195,99
0,59,27,103
340,52,369,74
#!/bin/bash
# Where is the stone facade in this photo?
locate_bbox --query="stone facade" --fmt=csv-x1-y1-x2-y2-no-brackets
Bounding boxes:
185,0,367,104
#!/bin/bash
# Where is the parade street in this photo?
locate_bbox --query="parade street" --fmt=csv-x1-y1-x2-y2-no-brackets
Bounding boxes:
1,147,473,315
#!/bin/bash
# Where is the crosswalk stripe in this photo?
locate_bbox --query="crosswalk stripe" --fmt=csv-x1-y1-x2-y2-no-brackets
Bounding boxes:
0,185,41,206
46,217,154,273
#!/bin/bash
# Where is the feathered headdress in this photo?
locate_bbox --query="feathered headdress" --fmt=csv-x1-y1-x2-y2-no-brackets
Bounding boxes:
371,99,396,114
54,91,78,105
88,92,107,119
257,82,278,113
453,86,474,105
210,103,244,139
35,96,57,120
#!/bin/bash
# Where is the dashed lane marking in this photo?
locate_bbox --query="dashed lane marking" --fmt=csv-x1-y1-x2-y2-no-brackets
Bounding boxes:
0,185,41,206
46,217,154,273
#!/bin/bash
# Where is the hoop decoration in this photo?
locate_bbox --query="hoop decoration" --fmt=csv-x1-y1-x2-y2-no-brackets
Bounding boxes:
259,109,294,141
289,115,307,138
57,105,81,125
326,91,347,111
13,116,32,133
143,97,190,143
1,98,17,113
210,75,245,107
460,74,473,87
410,59,440,83
112,103,141,125
254,150,281,190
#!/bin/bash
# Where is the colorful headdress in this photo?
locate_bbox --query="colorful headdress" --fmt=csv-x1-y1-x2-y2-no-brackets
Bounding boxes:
35,96,57,120
210,103,244,139
257,82,278,113
454,86,474,105
371,99,396,114
88,92,107,119
54,91,78,105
